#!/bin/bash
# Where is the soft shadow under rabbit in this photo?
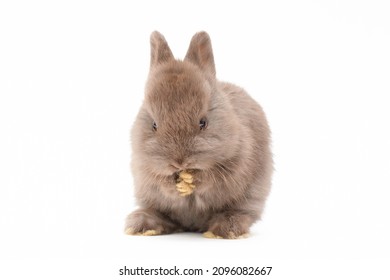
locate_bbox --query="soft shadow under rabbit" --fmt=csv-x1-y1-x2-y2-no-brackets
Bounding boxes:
125,31,273,239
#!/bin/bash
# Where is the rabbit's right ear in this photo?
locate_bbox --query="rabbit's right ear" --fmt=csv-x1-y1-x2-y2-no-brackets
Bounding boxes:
150,31,174,67
184,32,216,78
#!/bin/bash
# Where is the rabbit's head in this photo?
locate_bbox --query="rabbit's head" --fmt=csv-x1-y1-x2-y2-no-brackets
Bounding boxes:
132,32,241,176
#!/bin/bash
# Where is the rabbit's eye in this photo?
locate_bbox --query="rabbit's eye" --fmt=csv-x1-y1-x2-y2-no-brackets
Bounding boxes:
199,118,208,130
152,121,157,131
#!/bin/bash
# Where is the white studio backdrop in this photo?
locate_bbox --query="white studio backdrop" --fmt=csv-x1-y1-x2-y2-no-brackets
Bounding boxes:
0,1,389,279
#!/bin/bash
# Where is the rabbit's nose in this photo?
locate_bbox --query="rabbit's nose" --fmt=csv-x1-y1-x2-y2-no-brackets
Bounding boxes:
171,159,187,170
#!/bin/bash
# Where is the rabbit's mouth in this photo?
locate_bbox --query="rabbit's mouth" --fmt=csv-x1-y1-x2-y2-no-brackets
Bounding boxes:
173,171,180,181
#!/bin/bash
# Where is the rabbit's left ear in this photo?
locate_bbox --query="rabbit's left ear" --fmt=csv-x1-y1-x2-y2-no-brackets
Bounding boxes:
185,32,216,78
150,31,174,67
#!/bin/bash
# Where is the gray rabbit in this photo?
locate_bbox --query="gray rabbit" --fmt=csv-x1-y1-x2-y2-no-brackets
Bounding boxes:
125,31,273,239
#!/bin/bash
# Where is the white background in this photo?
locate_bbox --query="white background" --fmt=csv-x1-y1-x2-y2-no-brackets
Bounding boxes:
1,0,389,279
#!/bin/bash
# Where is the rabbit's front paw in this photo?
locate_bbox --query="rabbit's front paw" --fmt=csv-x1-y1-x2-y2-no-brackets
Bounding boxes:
176,170,196,196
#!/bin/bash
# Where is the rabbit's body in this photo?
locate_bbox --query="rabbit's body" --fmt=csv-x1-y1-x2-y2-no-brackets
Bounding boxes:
125,32,272,239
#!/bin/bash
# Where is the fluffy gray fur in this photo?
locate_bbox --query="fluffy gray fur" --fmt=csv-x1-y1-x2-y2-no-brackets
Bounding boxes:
125,31,273,239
